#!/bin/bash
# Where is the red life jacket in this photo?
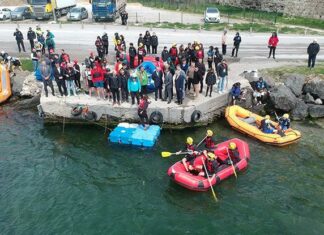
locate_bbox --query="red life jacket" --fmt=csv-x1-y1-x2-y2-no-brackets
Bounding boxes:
206,159,219,173
170,47,177,57
206,160,214,173
138,99,146,110
186,144,195,152
205,137,215,149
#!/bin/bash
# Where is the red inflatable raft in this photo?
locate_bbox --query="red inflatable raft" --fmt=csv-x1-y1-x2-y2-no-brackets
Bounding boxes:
167,138,250,191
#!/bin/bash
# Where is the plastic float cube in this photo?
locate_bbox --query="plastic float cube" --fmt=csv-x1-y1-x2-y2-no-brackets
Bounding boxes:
108,123,161,147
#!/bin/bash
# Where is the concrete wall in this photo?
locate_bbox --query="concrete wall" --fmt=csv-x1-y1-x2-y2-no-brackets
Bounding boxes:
180,0,324,18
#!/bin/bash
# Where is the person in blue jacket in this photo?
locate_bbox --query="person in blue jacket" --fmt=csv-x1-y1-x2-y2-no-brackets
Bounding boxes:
261,115,278,134
230,82,241,105
207,46,214,69
128,74,141,105
254,77,269,105
278,113,290,131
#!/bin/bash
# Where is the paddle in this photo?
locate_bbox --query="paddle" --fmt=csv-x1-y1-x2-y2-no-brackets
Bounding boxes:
161,135,206,158
161,151,193,158
226,148,238,179
273,111,287,137
196,135,207,148
202,158,218,202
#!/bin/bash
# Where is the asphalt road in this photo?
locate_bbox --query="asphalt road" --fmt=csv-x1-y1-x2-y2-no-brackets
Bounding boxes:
1,23,323,62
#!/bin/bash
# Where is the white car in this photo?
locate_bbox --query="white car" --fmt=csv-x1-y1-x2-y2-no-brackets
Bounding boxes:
204,7,221,23
0,8,11,20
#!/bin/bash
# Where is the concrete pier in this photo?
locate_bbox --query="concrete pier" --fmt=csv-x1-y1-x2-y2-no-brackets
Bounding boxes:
39,77,250,128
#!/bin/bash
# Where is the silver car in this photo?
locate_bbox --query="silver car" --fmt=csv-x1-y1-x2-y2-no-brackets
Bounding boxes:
11,6,33,21
0,8,11,20
67,7,88,21
204,7,221,23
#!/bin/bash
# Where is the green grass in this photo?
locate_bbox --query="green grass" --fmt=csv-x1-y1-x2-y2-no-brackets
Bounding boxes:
21,59,34,72
143,22,322,35
132,0,324,30
261,63,324,81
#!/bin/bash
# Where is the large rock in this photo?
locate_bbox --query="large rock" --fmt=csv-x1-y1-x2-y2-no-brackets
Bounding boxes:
270,84,298,112
283,74,305,97
304,93,315,104
11,70,31,96
308,104,324,118
20,74,42,97
291,99,309,120
14,95,40,110
303,78,324,99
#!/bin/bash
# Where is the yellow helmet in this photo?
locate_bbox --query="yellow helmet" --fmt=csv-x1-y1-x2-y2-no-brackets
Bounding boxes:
186,137,193,145
229,142,236,150
172,43,177,47
117,40,121,44
206,130,213,137
195,46,200,51
283,113,289,119
265,115,270,120
139,43,143,47
207,152,216,160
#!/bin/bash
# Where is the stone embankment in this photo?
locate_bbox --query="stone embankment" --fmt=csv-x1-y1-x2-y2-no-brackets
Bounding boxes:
243,70,324,120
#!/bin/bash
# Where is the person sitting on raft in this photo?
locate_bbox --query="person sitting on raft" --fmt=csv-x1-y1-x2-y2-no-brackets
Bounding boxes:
176,137,198,172
278,113,290,131
205,129,216,150
227,142,240,164
260,115,278,134
198,151,220,178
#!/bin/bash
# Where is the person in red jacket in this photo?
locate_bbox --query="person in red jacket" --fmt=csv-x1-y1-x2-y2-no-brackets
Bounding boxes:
268,32,279,59
169,44,178,64
91,64,105,100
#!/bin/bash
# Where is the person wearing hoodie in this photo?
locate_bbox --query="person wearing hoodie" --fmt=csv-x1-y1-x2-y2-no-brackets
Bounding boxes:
207,46,214,69
268,32,279,59
136,66,148,96
307,39,320,68
205,68,217,97
231,32,242,57
108,71,121,105
119,68,129,103
128,74,141,105
128,43,137,69
102,32,109,55
161,46,170,62
151,32,158,54
143,31,151,54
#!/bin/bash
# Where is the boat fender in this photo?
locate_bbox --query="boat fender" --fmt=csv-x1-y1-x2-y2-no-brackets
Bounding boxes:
149,111,163,124
191,110,202,123
71,106,83,116
37,104,44,118
83,111,98,121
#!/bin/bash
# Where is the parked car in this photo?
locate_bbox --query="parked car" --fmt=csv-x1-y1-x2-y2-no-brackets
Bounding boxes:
11,6,33,21
0,8,11,20
67,7,88,21
204,7,221,23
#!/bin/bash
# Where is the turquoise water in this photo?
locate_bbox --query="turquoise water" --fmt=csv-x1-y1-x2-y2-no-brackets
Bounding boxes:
0,107,323,235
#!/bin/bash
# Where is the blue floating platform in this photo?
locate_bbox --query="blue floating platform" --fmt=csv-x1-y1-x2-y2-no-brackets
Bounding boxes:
109,123,161,147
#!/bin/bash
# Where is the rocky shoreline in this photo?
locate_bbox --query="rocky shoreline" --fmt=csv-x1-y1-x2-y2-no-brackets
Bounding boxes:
243,70,324,120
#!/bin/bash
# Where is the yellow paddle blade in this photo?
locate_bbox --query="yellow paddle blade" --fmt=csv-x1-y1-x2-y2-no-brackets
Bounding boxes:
161,152,172,158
